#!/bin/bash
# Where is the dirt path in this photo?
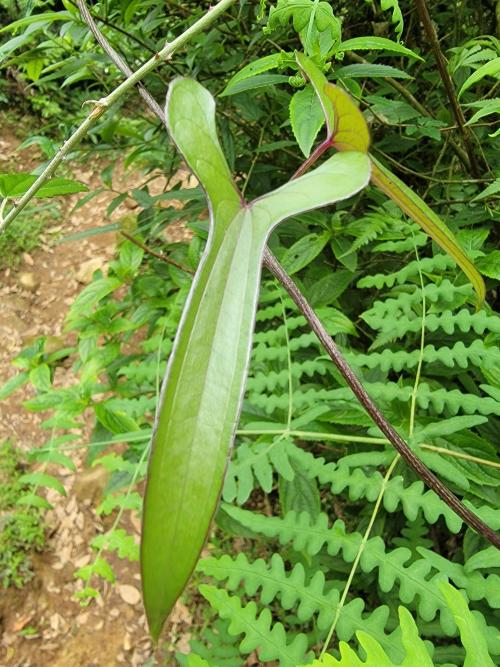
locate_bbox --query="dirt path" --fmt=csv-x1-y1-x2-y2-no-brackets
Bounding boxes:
0,122,191,666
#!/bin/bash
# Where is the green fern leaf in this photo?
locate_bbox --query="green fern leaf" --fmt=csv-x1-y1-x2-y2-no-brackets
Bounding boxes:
199,584,313,667
198,552,407,662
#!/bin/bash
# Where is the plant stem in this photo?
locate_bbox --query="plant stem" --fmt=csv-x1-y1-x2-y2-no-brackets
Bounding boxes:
262,248,500,549
319,454,400,657
0,0,237,234
77,0,166,124
413,0,483,177
120,231,194,274
236,429,388,445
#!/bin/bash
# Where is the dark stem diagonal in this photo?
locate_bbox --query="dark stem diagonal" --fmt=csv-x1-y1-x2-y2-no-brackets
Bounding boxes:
263,249,500,549
76,0,165,124
413,0,484,177
78,1,500,549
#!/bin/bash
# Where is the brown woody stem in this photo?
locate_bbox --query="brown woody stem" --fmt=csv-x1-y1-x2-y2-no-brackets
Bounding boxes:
263,248,500,549
413,0,483,177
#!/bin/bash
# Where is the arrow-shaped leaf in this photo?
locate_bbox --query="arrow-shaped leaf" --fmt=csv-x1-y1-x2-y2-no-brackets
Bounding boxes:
140,77,371,641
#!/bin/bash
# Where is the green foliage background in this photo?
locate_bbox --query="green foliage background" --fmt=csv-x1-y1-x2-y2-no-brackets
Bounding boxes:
1,0,499,664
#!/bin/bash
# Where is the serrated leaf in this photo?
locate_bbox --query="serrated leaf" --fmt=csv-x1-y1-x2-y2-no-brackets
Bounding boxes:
339,36,421,60
266,0,341,59
0,172,87,198
476,250,500,279
290,85,325,157
220,73,289,96
0,371,28,400
472,179,500,202
0,10,72,33
335,63,413,79
94,402,140,434
29,449,76,471
458,57,500,98
29,364,51,392
281,230,331,274
19,471,66,496
315,306,356,335
221,53,287,95
16,493,52,510
92,528,139,561
465,97,500,124
69,276,121,314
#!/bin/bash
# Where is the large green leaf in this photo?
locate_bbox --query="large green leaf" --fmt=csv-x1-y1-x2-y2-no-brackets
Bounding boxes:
140,77,371,641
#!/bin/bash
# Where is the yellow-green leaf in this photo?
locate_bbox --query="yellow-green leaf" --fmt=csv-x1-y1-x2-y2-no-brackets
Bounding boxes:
324,83,371,153
370,157,485,306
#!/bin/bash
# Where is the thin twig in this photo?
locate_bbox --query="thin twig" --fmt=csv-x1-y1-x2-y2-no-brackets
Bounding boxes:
413,0,484,177
66,0,156,53
60,0,500,549
77,0,166,124
0,0,238,233
120,231,194,274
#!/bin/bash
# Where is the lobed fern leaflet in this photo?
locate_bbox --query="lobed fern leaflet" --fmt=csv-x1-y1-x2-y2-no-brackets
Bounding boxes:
363,308,500,340
249,382,500,416
221,505,500,651
349,339,500,373
357,254,455,290
199,584,313,667
199,552,408,662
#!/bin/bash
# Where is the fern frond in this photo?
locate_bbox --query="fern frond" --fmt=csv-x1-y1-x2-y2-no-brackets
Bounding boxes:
303,607,434,667
294,447,463,531
199,552,407,662
363,308,500,340
302,582,496,667
223,438,295,504
199,585,313,667
350,340,500,373
417,547,500,609
249,383,500,416
253,331,318,364
246,358,329,394
345,212,390,252
222,506,499,646
357,255,454,290
373,233,428,254
362,280,472,322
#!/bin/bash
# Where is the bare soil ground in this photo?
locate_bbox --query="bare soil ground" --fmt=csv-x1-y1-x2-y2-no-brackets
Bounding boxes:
0,119,192,667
